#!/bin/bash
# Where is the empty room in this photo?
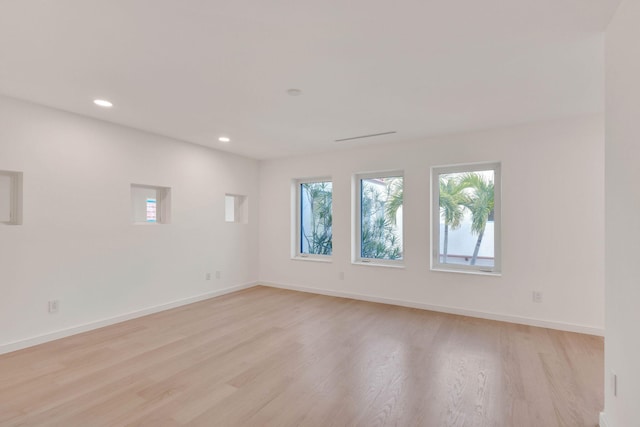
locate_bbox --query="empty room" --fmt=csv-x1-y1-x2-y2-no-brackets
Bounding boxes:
0,1,638,426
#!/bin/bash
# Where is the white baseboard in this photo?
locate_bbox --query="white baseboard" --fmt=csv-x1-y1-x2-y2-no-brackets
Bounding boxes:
260,281,604,336
599,412,610,427
0,282,258,355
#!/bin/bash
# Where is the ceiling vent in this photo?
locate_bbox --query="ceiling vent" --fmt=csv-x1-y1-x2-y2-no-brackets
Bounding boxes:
334,131,396,142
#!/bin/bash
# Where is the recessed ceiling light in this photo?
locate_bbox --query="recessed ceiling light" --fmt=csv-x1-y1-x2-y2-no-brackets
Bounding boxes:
287,88,302,96
93,99,113,108
218,136,231,143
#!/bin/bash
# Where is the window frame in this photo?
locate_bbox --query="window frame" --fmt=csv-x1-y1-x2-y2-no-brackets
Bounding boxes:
353,170,405,267
292,177,333,261
431,162,501,275
0,170,23,225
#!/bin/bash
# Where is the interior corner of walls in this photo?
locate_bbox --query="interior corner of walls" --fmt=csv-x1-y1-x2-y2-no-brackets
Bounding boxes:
1,96,262,355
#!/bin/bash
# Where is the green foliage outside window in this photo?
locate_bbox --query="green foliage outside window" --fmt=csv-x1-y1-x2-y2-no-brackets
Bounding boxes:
300,182,332,255
361,177,403,260
439,172,495,266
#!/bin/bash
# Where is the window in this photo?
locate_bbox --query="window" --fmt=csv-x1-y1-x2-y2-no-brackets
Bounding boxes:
294,178,332,258
225,194,248,223
131,184,171,224
355,172,403,265
146,198,157,222
432,162,501,274
0,170,23,225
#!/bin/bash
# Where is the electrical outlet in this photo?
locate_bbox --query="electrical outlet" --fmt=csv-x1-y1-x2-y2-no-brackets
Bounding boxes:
48,300,59,314
532,291,543,303
205,273,211,280
215,271,221,279
339,272,345,280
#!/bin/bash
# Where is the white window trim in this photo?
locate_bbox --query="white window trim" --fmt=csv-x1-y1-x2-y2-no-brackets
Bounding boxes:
0,170,23,225
431,161,501,275
353,170,405,267
292,177,333,261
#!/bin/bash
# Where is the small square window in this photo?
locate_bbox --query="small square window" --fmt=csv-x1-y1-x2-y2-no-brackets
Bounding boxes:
131,184,171,224
225,194,248,223
0,170,23,225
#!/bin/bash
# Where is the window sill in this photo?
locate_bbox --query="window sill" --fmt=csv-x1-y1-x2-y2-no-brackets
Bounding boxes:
352,261,405,269
291,256,332,263
431,267,501,277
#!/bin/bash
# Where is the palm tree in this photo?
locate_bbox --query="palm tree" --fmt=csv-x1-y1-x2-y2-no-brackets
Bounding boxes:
385,177,403,225
460,173,494,265
439,176,467,263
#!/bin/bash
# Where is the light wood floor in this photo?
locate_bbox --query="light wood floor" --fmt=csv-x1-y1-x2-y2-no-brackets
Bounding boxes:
0,286,603,427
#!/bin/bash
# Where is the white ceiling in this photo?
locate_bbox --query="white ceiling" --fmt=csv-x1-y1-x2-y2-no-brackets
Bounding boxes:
0,0,620,159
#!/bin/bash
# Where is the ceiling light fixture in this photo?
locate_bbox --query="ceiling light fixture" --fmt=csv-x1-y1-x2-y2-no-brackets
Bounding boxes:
286,88,302,96
93,99,113,108
218,136,231,143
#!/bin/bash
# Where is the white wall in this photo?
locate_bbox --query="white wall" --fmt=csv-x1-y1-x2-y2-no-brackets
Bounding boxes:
0,95,259,352
259,116,605,334
603,1,640,425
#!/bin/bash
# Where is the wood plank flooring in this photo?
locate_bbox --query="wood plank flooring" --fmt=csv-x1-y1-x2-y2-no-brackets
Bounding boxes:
0,286,603,426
